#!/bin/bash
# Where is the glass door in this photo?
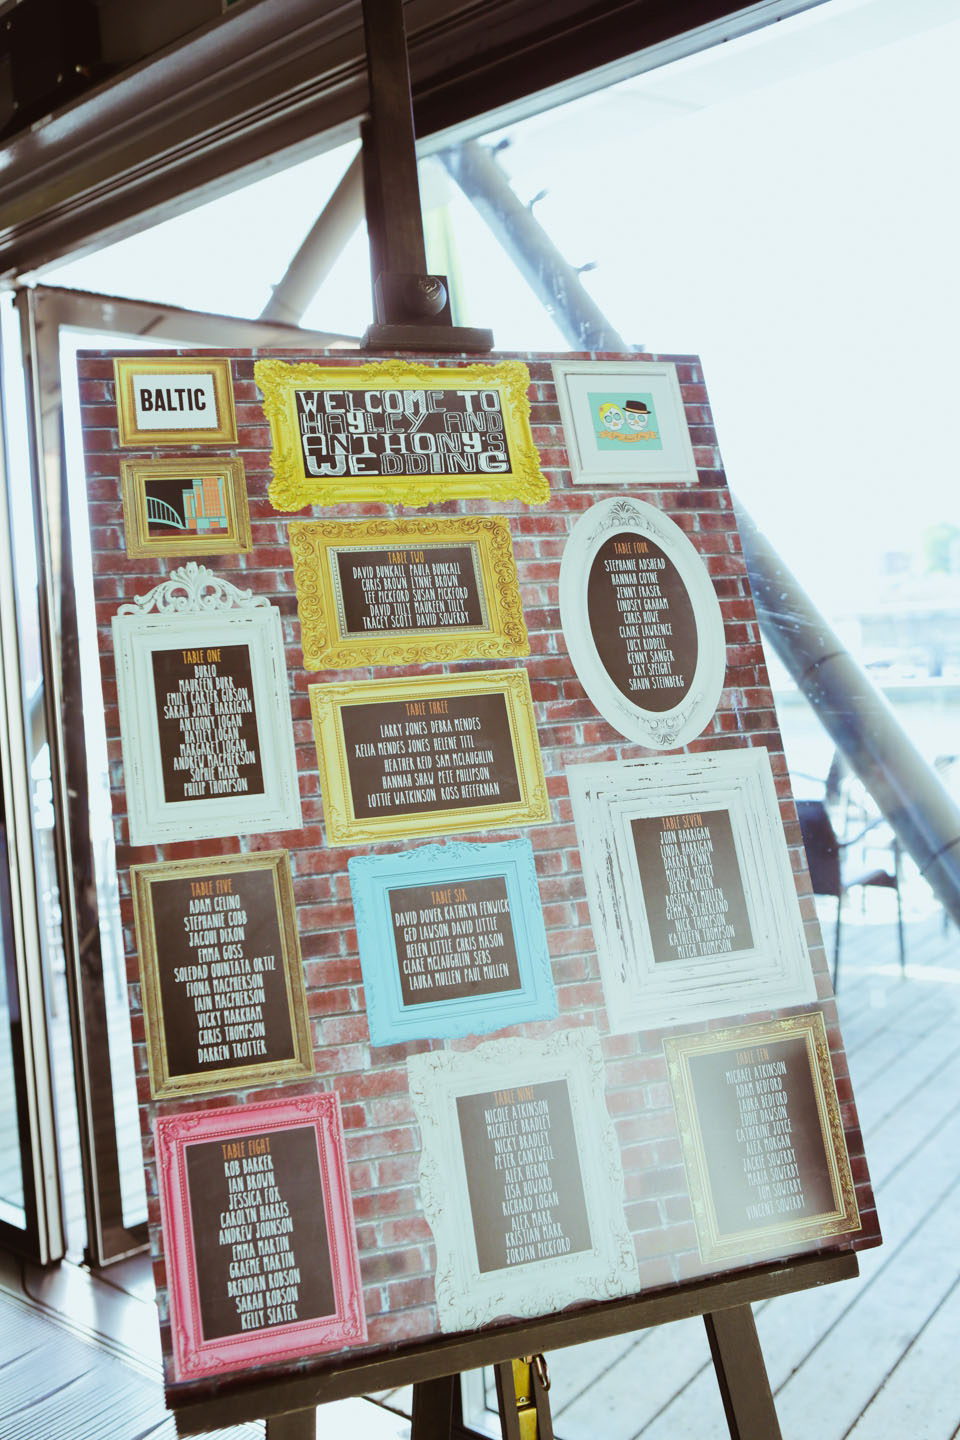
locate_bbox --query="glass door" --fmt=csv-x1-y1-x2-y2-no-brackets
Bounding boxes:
0,303,65,1262
12,282,350,1266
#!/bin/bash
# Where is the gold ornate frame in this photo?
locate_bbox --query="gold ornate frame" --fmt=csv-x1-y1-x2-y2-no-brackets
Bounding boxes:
309,668,550,845
120,457,252,557
664,1013,860,1265
289,516,529,668
254,357,549,509
131,850,314,1099
113,355,238,446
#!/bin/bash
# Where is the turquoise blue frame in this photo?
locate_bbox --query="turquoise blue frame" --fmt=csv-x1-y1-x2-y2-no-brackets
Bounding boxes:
348,839,556,1046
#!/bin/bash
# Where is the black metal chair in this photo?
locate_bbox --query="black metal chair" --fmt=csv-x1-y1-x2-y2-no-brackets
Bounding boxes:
796,799,905,990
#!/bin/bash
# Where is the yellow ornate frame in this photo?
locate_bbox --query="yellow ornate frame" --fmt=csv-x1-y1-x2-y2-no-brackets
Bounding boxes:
131,850,314,1099
309,668,551,845
113,356,238,446
289,516,529,668
664,1012,860,1264
120,456,252,558
254,357,549,510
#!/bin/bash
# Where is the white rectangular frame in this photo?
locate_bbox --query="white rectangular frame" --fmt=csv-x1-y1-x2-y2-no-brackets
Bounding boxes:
568,749,816,1032
112,569,302,844
552,360,698,485
407,1029,637,1333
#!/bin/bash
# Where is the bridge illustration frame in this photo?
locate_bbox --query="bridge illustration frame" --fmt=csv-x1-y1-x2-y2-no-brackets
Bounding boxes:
120,456,252,558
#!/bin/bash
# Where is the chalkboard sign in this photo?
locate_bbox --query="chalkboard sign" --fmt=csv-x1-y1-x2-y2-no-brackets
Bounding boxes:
390,876,521,1006
310,670,550,845
631,810,753,963
587,533,699,714
132,852,313,1098
349,839,555,1043
337,544,486,635
569,750,817,1031
152,644,265,804
560,497,726,749
665,1013,860,1264
456,1079,591,1273
288,517,529,668
256,357,549,509
408,1029,638,1333
155,1096,367,1380
112,569,302,844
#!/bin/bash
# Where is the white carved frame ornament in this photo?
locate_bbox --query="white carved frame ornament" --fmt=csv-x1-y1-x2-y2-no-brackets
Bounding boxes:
112,564,302,845
568,749,817,1034
407,1028,638,1334
559,497,726,750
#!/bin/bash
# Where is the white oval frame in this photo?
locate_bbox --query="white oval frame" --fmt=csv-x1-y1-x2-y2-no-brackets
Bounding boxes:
559,496,726,749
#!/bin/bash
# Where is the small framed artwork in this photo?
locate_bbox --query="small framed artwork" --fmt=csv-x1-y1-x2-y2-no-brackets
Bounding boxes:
131,850,313,1099
552,360,698,485
348,838,555,1045
560,496,725,750
112,563,302,845
568,748,816,1033
309,668,550,846
120,457,251,558
155,1094,367,1380
113,356,237,446
254,356,549,510
407,1028,637,1332
289,515,529,669
664,1012,860,1264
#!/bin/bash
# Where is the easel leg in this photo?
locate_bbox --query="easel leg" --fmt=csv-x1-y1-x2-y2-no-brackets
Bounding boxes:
265,1409,316,1440
704,1307,782,1440
494,1357,554,1440
411,1375,457,1437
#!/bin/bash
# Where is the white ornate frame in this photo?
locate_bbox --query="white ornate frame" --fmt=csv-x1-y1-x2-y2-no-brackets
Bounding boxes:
551,359,698,485
407,1029,637,1333
559,496,726,749
568,750,816,1033
112,563,302,845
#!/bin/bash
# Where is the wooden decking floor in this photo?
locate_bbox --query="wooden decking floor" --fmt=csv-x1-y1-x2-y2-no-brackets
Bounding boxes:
1,890,956,1439
371,889,960,1438
532,895,960,1440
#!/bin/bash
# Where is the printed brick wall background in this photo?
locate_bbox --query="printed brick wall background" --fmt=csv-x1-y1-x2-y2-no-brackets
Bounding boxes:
78,347,880,1387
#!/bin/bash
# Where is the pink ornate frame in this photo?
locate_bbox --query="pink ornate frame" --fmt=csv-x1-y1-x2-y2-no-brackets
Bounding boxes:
154,1094,367,1379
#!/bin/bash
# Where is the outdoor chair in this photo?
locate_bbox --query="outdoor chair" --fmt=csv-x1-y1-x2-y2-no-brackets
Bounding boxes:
795,798,905,990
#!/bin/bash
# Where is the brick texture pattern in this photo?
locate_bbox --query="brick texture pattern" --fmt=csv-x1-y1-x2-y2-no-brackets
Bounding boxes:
78,347,880,1387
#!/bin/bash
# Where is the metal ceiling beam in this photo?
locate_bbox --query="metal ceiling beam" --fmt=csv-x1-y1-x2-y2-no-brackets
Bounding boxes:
441,140,629,351
258,152,364,326
0,0,828,283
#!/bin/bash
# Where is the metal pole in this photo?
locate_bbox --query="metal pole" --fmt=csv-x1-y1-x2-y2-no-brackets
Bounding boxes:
259,152,364,326
736,498,960,925
439,140,629,351
359,0,491,350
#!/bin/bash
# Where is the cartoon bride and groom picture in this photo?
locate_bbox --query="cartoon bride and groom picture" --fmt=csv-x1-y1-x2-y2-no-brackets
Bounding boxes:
591,392,662,449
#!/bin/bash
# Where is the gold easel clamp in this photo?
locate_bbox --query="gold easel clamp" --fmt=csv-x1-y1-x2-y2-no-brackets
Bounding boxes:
496,1354,554,1440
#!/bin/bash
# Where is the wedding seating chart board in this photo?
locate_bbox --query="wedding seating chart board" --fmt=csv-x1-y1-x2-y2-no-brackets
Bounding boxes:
78,347,880,1406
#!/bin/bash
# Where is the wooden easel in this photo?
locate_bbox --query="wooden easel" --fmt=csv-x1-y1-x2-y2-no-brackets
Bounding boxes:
166,11,862,1437
172,1251,857,1438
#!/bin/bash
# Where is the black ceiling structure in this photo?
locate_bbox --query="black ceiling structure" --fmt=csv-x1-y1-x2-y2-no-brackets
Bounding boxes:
0,0,826,281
